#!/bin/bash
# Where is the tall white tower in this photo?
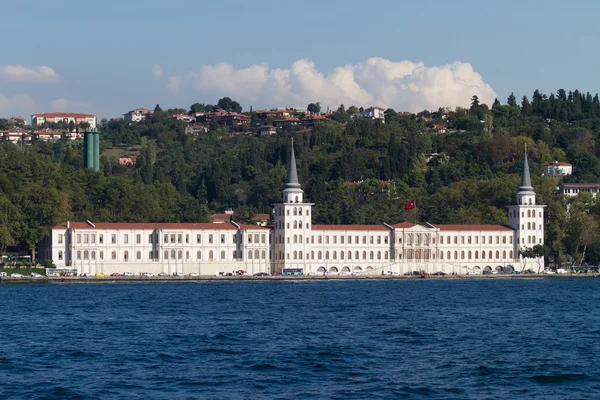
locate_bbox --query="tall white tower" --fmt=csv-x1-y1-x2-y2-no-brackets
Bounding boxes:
273,140,313,273
508,147,546,269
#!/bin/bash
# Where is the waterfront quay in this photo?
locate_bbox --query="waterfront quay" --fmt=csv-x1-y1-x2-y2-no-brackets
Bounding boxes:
0,273,597,283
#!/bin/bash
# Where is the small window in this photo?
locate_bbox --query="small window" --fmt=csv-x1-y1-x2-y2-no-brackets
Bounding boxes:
149,234,153,244
136,234,141,244
221,234,225,244
196,234,202,244
209,234,213,244
58,251,63,260
111,234,116,244
58,234,63,244
83,234,89,244
178,234,182,244
124,234,128,244
76,234,81,244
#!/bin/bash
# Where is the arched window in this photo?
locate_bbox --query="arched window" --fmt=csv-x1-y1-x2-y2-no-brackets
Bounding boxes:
77,250,81,260
299,221,303,228
377,251,381,260
532,222,536,229
461,251,465,259
527,210,531,217
83,250,89,260
385,251,388,260
363,251,367,260
294,221,297,229
454,251,458,260
326,251,329,259
294,234,297,243
527,222,531,229
468,251,472,260
355,251,359,260
532,235,536,244
293,207,297,216
112,251,116,260
254,250,259,259
510,251,513,258
179,250,183,259
124,251,130,261
299,235,302,243
58,250,63,260
440,252,444,260
454,236,458,244
298,251,302,260
164,250,169,260
447,251,450,259
495,251,500,259
209,250,214,261
348,251,352,260
295,196,299,203
529,199,532,205
370,251,374,260
528,236,531,244
503,250,506,259
197,250,201,260
340,251,344,260
332,251,336,260
475,251,479,259
318,251,322,259
137,251,141,260
170,250,175,259
293,251,297,259
311,251,314,259
488,251,492,259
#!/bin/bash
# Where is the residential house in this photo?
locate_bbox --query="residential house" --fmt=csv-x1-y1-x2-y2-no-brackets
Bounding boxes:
356,106,386,121
123,108,153,122
542,161,573,177
259,126,277,136
558,183,600,198
185,125,209,136
168,113,195,123
31,113,97,129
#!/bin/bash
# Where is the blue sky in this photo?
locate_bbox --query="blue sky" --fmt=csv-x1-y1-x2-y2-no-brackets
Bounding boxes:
1,0,599,119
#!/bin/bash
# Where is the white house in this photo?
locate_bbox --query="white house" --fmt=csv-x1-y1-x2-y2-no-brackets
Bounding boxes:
123,108,153,122
558,183,600,198
38,144,546,275
542,161,572,176
356,106,386,122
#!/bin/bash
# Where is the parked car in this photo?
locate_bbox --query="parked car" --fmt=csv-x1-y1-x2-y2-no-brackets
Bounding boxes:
351,272,362,276
142,272,155,277
80,273,93,277
158,272,168,277
10,273,24,278
188,272,199,277
64,273,74,277
432,271,447,276
95,273,105,277
123,272,135,277
31,273,43,277
172,272,184,277
254,272,270,276
110,272,123,277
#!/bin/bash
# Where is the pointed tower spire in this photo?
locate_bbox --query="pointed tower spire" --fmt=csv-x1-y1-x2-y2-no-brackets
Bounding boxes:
285,138,301,189
520,144,533,191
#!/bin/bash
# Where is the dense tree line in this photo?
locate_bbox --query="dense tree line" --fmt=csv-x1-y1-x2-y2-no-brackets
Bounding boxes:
2,89,600,266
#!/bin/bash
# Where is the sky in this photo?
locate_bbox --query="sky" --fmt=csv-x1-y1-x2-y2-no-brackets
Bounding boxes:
1,0,600,120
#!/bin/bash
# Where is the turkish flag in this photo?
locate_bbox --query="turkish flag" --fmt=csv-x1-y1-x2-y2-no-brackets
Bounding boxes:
404,200,415,210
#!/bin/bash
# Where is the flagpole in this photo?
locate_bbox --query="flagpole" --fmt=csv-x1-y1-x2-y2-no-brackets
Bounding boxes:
414,200,417,226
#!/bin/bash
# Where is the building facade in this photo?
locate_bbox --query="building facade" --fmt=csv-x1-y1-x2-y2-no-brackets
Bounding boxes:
39,145,546,275
558,183,600,198
31,113,97,129
542,161,572,176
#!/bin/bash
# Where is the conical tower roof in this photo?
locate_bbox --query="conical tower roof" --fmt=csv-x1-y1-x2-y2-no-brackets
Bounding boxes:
519,146,534,192
285,140,301,189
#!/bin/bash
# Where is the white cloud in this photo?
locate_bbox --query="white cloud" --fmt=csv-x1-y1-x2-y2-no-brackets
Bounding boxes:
50,98,91,111
0,93,36,118
166,75,183,94
0,65,60,84
182,57,496,111
152,64,163,79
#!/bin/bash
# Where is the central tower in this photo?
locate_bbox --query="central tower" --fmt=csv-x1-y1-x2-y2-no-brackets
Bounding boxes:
273,140,313,273
507,147,546,270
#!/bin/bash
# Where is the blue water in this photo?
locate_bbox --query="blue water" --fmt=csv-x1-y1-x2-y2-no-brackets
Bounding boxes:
1,279,600,399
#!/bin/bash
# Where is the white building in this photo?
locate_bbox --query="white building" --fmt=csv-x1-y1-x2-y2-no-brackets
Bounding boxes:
356,106,386,121
558,183,600,198
38,144,546,275
31,113,96,129
542,161,572,176
123,108,153,122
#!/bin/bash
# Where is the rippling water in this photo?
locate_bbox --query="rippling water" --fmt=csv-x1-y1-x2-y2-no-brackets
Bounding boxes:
1,279,600,399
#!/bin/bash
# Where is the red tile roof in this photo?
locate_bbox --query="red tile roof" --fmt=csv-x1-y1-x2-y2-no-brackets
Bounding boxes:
392,222,415,229
543,161,572,166
51,221,269,230
312,224,390,231
560,183,600,188
251,214,270,221
32,113,95,118
432,224,513,232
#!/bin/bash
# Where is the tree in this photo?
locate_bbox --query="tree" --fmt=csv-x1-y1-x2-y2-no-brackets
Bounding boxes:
507,92,517,107
521,96,532,116
217,97,242,113
307,102,321,114
190,103,205,113
154,104,163,112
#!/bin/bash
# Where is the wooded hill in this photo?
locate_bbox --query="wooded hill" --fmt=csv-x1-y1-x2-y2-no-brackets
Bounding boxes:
1,89,599,266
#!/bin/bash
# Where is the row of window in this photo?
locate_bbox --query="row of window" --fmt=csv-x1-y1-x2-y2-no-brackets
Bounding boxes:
438,250,514,261
276,206,310,216
510,209,542,218
70,249,271,262
272,249,516,262
276,220,309,230
275,250,391,261
65,232,268,246
439,235,512,245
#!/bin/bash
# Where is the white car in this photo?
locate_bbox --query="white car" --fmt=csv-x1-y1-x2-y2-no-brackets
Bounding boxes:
351,272,362,276
142,272,155,277
158,272,168,277
172,272,184,277
123,272,135,277
307,272,317,276
10,273,24,278
31,273,43,277
80,273,93,277
188,272,199,277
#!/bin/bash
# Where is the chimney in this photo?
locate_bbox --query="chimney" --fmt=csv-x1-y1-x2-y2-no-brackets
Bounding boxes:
67,221,70,229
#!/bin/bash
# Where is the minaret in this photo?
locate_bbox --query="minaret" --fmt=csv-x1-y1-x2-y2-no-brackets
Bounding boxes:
273,140,313,273
508,145,546,269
